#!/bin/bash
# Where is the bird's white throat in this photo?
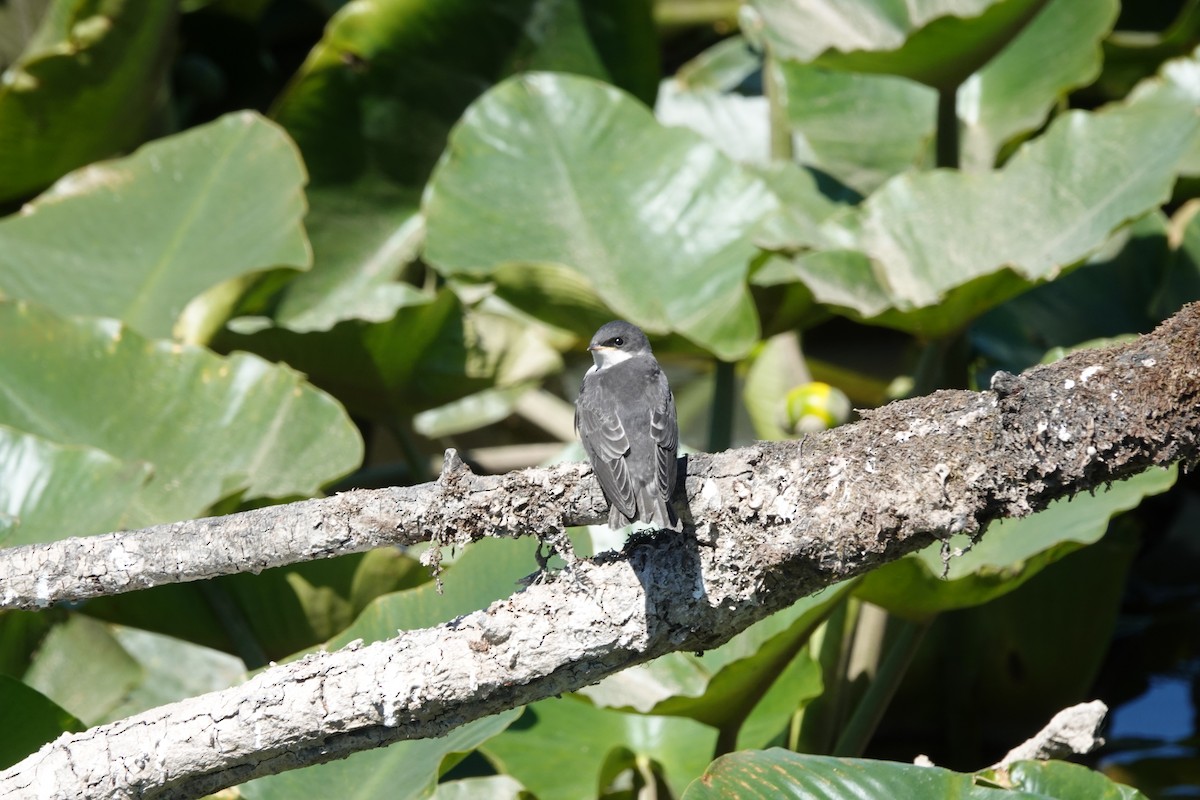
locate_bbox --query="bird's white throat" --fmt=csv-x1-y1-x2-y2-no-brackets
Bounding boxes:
588,347,635,373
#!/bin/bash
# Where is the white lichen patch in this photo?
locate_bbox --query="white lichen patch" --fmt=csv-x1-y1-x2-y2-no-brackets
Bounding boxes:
1081,366,1103,384
1141,358,1157,368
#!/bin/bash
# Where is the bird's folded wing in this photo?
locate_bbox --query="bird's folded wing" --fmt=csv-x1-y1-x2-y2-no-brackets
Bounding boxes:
576,396,637,519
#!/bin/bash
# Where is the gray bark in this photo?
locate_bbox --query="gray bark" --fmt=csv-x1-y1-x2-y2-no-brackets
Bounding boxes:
2,302,1199,799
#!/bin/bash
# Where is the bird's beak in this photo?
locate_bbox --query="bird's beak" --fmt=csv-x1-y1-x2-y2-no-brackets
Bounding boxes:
588,344,611,352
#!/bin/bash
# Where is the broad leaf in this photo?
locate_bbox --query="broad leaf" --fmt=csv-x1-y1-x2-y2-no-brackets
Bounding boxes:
223,290,562,421
958,0,1119,170
0,675,82,770
0,301,362,528
0,425,150,547
240,709,522,800
760,69,1200,335
579,579,848,735
779,64,936,195
1003,759,1148,798
274,179,426,332
0,111,310,340
0,0,175,201
682,750,1043,799
328,537,541,648
482,697,716,800
751,0,1052,91
424,72,777,359
858,466,1176,618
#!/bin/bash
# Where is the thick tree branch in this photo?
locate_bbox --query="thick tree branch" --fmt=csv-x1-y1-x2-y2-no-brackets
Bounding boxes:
2,303,1199,799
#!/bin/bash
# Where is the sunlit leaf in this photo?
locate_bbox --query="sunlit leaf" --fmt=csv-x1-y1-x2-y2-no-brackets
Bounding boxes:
682,749,1042,799
763,74,1200,335
857,466,1177,618
0,301,362,528
750,0,1052,91
0,112,310,339
483,697,716,800
240,709,522,800
0,425,150,547
958,0,1118,170
424,72,777,359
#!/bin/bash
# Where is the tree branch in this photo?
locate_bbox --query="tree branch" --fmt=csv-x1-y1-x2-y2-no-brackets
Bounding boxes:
2,303,1199,799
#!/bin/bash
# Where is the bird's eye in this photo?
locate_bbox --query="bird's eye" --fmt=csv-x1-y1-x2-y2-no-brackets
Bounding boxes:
613,337,624,346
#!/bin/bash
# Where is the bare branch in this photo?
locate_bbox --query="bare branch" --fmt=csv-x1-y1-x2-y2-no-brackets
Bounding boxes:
2,303,1199,799
992,701,1109,768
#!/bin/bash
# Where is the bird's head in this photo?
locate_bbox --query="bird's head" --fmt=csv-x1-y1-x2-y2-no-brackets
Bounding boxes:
588,320,651,370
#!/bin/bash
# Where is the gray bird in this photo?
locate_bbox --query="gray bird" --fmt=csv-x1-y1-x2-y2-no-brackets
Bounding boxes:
575,320,680,531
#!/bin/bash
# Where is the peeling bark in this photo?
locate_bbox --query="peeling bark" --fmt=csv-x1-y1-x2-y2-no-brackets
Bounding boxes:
2,303,1199,799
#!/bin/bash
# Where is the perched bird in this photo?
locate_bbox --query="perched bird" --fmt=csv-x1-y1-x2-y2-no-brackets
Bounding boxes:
575,320,680,531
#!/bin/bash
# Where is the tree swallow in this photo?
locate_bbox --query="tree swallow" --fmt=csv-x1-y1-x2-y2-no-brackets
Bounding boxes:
575,320,680,531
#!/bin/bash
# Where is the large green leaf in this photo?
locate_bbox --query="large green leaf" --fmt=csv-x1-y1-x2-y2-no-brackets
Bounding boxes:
273,179,426,332
21,616,244,727
857,466,1177,618
682,750,1043,799
0,674,82,770
240,708,522,800
423,72,777,359
0,301,362,528
0,0,176,202
0,425,150,547
327,537,539,649
778,64,936,195
483,697,716,800
750,0,1052,91
1003,760,1149,799
758,68,1200,335
579,580,848,735
958,0,1118,170
273,0,656,186
0,111,310,340
223,289,562,421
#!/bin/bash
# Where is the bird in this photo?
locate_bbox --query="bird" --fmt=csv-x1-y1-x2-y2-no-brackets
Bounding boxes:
575,320,680,531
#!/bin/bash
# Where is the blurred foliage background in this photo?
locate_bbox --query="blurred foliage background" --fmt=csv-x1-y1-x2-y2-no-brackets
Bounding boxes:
1,0,1199,797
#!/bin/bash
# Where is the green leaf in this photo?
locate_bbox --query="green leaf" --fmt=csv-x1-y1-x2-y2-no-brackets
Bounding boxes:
0,301,362,528
0,111,310,340
579,580,849,736
750,0,1053,91
682,749,1041,799
21,615,140,725
240,708,522,800
972,212,1171,374
0,425,151,547
413,384,535,438
424,72,777,359
1001,760,1150,799
100,625,247,722
767,72,1200,335
778,64,936,195
327,538,538,649
0,0,176,201
958,0,1119,170
274,179,426,332
224,290,562,421
482,697,716,800
857,466,1177,618
273,0,656,186
0,674,83,770
21,615,245,728
432,776,526,800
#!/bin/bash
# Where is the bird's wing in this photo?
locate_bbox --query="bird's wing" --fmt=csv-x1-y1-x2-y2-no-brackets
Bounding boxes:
576,379,638,519
650,371,679,503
